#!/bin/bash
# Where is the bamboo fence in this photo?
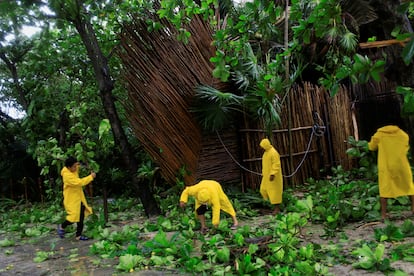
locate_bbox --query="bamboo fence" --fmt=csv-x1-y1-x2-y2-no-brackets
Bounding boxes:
239,83,356,190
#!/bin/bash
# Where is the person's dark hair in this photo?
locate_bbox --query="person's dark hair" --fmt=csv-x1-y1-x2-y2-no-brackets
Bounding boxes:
65,156,78,168
380,104,403,128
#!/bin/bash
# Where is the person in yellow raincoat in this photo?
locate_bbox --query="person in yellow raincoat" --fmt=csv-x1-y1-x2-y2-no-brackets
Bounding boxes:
179,180,238,233
259,138,283,214
57,157,96,240
368,125,414,220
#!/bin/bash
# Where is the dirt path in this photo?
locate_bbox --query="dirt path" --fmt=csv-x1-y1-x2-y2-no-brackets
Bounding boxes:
0,234,115,276
1,213,414,276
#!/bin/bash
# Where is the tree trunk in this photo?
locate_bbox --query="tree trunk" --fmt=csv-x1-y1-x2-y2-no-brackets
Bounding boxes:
70,6,160,217
0,51,28,110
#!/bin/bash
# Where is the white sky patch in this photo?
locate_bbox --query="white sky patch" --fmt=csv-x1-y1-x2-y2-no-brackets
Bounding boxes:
1,101,25,119
21,25,41,36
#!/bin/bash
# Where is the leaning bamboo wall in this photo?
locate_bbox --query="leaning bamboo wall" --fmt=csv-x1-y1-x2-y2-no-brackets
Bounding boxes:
240,83,356,190
118,12,244,187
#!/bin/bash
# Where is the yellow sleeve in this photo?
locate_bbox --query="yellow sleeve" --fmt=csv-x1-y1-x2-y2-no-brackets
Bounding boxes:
210,192,221,226
180,187,190,203
64,173,93,187
368,133,379,151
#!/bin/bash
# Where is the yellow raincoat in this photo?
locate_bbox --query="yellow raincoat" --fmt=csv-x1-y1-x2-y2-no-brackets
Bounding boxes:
368,125,414,198
179,180,236,226
260,138,283,204
61,166,94,223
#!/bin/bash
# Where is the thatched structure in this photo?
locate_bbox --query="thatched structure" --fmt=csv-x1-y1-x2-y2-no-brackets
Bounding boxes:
118,13,242,185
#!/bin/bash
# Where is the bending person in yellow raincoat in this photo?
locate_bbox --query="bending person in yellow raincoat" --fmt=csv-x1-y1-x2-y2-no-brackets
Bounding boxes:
179,180,238,233
57,157,96,240
259,138,283,214
368,125,414,220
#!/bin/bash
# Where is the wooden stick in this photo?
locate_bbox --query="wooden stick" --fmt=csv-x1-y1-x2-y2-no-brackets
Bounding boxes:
359,38,410,49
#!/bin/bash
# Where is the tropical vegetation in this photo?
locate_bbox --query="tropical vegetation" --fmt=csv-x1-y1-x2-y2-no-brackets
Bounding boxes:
2,153,414,274
1,0,414,274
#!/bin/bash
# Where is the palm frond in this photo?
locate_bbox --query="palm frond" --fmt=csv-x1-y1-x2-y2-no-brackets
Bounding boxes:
243,84,281,130
191,103,234,131
232,70,251,91
230,43,263,92
194,85,244,105
191,85,244,131
340,31,358,52
242,43,262,81
325,27,341,44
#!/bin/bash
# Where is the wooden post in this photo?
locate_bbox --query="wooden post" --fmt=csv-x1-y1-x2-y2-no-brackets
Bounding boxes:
103,184,108,224
38,177,44,203
284,0,293,187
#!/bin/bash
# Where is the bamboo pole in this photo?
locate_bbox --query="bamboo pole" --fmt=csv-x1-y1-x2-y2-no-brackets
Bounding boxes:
284,0,293,187
359,38,410,49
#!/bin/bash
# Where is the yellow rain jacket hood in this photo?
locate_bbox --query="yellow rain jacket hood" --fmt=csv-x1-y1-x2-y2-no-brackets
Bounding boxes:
61,166,94,223
368,125,414,198
260,138,273,151
180,180,236,226
260,138,283,204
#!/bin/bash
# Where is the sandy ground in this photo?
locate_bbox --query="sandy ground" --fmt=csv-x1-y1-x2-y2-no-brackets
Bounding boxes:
304,213,414,276
1,211,414,276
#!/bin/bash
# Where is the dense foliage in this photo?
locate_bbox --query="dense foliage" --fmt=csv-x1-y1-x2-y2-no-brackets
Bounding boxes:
2,156,414,274
0,0,159,203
